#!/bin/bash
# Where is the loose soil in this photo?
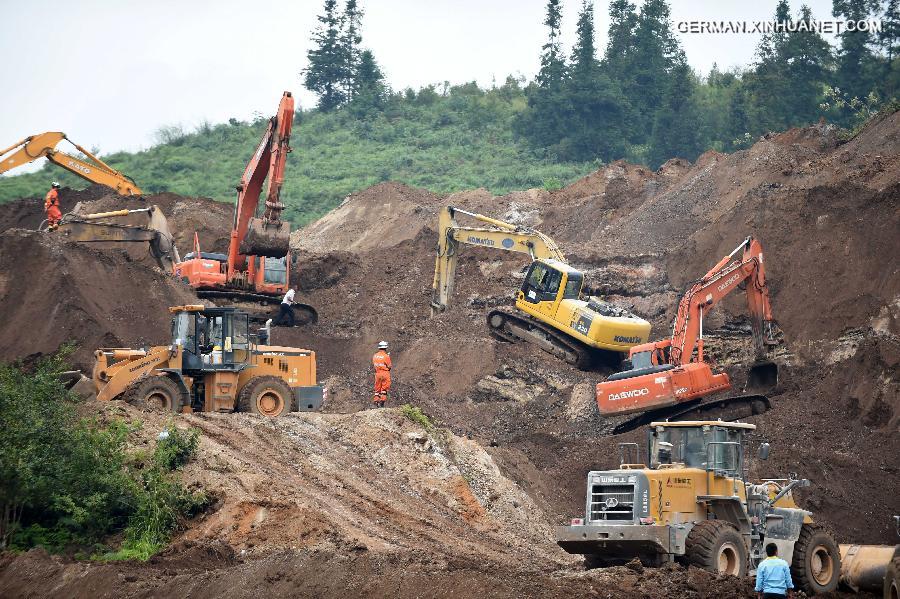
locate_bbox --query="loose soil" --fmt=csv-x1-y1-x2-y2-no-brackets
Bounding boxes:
0,112,897,597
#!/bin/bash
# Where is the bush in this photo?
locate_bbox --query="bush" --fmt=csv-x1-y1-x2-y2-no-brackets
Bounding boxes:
0,352,205,558
400,404,434,432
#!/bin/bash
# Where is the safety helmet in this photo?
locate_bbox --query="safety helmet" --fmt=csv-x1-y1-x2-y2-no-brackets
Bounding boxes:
378,341,388,349
51,182,61,188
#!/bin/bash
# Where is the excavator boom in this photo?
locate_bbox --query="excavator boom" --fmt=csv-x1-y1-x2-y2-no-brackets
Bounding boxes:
230,91,293,263
0,132,141,195
431,205,566,314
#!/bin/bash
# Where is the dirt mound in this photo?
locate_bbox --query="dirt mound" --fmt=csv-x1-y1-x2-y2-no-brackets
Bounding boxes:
0,229,197,369
293,182,442,254
0,185,110,232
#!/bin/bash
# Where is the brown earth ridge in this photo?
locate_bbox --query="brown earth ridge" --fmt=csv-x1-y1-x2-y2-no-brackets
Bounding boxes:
0,112,897,598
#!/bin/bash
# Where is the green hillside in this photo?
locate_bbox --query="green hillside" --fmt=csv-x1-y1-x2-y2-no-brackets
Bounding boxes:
0,84,593,226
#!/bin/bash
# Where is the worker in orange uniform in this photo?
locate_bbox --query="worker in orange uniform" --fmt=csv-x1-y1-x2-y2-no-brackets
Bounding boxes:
372,340,392,408
44,182,62,231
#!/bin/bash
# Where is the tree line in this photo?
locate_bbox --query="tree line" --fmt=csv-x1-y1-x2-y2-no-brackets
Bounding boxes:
304,0,900,168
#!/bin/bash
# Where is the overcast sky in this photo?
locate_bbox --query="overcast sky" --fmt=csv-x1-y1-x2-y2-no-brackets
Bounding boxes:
3,0,838,165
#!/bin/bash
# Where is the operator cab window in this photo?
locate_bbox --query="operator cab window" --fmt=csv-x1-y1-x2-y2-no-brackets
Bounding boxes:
562,272,583,300
522,262,563,303
264,256,287,285
630,350,653,370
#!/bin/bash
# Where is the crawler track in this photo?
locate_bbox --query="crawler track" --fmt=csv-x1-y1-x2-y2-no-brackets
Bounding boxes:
486,308,617,370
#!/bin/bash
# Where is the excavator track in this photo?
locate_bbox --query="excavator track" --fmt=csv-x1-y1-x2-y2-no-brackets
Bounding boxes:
486,308,596,370
198,290,318,326
609,394,771,435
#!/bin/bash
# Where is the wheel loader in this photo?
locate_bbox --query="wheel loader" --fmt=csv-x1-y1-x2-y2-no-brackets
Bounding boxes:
92,305,325,416
556,420,842,595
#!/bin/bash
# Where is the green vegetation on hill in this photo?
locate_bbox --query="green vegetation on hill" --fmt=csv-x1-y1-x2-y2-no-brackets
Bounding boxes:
0,83,594,226
0,350,206,558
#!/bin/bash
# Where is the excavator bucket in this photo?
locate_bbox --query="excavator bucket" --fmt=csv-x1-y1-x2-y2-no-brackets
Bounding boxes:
745,360,778,393
57,206,180,271
240,217,291,257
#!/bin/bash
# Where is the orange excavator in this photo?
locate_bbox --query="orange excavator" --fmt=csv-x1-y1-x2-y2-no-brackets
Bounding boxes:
597,236,779,433
0,132,141,195
173,92,316,325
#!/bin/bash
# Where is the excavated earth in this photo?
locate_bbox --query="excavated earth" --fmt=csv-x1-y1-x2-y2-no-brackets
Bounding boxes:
0,111,898,597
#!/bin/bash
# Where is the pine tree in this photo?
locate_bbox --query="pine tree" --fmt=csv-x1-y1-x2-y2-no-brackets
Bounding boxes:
783,5,833,124
626,0,682,142
603,0,637,79
648,56,703,167
880,0,900,60
341,0,364,99
350,49,386,114
303,0,348,111
832,0,880,98
880,0,900,97
537,0,566,89
517,0,570,152
563,0,629,161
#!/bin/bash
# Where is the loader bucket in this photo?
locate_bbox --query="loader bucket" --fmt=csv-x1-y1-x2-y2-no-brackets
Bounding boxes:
240,217,291,257
745,360,778,393
839,544,900,593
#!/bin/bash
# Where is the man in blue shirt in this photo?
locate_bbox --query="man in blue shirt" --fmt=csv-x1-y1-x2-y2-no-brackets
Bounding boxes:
756,543,795,599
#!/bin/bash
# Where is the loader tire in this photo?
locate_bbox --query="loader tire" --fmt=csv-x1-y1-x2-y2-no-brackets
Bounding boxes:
791,523,840,595
126,375,185,413
238,376,293,417
682,520,747,577
883,556,899,599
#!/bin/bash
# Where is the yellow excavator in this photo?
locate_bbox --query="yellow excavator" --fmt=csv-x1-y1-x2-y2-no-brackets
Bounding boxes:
431,205,651,368
0,132,141,195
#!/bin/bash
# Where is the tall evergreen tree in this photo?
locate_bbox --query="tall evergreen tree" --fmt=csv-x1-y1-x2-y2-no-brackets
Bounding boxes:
625,0,682,141
563,0,629,160
603,0,638,79
832,0,880,97
880,0,900,60
303,0,348,111
648,56,703,167
880,0,900,97
341,0,364,99
783,5,833,123
517,0,570,153
537,0,566,89
350,49,386,114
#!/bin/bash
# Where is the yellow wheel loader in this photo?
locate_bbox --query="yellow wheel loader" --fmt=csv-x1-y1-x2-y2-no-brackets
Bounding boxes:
556,420,842,595
92,305,325,416
431,206,650,369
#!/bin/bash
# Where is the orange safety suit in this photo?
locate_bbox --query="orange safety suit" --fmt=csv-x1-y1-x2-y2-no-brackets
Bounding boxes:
372,349,392,406
44,189,62,230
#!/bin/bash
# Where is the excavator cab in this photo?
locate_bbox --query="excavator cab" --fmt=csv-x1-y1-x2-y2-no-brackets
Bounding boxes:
519,260,581,304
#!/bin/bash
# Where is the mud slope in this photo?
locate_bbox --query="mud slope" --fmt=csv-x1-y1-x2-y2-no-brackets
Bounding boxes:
0,402,762,599
0,229,197,369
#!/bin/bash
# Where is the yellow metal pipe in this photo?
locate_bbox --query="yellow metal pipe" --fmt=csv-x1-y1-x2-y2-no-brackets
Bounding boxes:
79,208,149,220
839,543,900,592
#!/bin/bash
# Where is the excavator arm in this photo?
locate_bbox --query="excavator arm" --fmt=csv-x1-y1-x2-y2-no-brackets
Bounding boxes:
669,236,776,366
0,132,141,195
229,91,294,268
431,205,566,314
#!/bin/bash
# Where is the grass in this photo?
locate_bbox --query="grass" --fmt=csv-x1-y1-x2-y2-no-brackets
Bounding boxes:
400,404,434,432
0,85,595,226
